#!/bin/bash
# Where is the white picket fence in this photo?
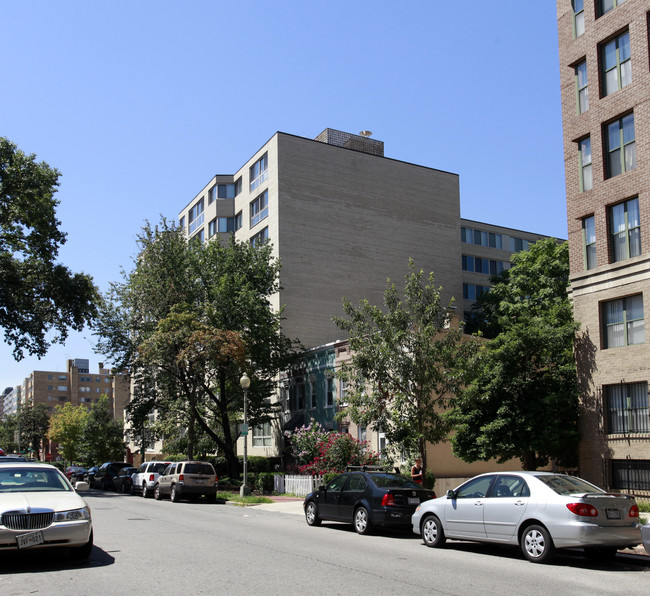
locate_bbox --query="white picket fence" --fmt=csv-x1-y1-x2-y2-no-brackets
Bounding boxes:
275,474,325,496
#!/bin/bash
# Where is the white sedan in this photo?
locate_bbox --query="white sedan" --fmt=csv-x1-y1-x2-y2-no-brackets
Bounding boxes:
0,463,93,559
412,471,641,563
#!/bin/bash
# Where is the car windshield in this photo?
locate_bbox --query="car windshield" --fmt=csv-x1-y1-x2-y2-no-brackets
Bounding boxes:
184,463,214,475
0,468,72,493
370,473,422,489
536,474,604,496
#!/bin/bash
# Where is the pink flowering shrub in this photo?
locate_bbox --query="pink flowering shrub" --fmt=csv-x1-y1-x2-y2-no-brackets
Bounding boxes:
287,419,380,475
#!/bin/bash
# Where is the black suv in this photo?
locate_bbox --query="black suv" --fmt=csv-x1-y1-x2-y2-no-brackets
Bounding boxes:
304,466,435,535
93,461,130,490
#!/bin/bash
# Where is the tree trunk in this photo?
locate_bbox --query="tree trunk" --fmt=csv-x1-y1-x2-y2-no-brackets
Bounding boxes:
522,451,538,470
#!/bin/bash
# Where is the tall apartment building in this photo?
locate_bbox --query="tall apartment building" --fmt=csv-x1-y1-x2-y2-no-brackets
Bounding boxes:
178,129,462,350
558,0,650,493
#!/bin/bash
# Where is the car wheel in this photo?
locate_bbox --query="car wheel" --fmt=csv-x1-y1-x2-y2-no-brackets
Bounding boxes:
421,515,446,548
520,524,555,563
69,530,93,560
154,484,162,500
305,501,322,526
170,484,180,503
141,483,149,498
354,506,372,535
584,547,618,561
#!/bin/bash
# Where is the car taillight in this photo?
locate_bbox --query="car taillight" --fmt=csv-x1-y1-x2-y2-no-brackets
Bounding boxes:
629,504,639,518
148,474,155,481
381,493,396,507
179,474,184,482
566,502,598,517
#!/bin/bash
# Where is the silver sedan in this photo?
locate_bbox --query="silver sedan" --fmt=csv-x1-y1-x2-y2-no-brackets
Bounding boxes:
412,471,641,563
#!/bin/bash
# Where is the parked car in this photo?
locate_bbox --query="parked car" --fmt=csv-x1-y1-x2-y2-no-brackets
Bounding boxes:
412,471,641,564
0,462,93,559
154,461,218,502
131,461,171,498
64,466,86,481
84,466,99,486
303,466,435,535
111,467,137,493
92,462,130,490
0,455,27,462
642,521,650,555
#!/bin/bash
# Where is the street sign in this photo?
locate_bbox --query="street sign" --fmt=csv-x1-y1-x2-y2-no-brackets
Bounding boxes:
240,423,249,436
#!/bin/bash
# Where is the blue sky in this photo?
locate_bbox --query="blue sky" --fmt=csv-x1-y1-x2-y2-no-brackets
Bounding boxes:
1,1,565,392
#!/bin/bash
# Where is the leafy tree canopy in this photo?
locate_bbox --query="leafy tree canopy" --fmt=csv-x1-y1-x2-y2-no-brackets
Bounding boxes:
96,219,300,477
448,239,580,470
79,395,125,464
0,137,98,360
47,402,89,464
333,260,476,470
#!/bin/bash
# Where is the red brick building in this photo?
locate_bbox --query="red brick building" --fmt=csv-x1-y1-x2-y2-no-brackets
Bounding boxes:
557,0,650,495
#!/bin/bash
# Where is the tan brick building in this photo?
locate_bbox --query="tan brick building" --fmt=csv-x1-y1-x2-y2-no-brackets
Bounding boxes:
558,0,650,494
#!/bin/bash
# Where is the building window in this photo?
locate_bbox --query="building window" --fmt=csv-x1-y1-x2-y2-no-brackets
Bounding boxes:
611,459,650,491
576,61,589,113
79,386,91,393
605,382,649,434
58,375,67,381
602,32,631,97
573,0,585,37
252,422,272,447
358,426,367,443
488,232,502,249
508,237,530,252
218,216,237,233
578,137,593,191
603,294,644,348
249,153,268,191
234,211,242,231
218,183,236,199
208,218,217,238
463,284,490,301
234,177,242,196
339,379,348,406
208,186,216,205
489,260,509,276
57,385,67,391
250,227,269,247
309,378,317,409
190,228,205,245
296,382,305,410
188,198,205,235
326,377,334,407
583,216,597,270
600,0,626,17
250,190,269,227
606,114,635,178
610,198,641,262
179,216,185,232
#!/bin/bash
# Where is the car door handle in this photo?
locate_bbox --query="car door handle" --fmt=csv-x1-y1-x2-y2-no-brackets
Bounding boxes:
474,501,484,506
514,500,526,506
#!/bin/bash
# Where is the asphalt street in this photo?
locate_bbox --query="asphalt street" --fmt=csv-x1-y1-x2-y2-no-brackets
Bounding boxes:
0,491,648,596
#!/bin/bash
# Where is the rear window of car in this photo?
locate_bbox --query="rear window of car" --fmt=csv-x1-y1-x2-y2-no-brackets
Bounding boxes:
184,463,214,475
536,474,604,496
150,463,168,473
370,474,422,489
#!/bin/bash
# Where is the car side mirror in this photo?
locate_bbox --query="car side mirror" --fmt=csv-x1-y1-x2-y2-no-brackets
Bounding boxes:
75,481,90,492
446,489,456,499
319,485,326,492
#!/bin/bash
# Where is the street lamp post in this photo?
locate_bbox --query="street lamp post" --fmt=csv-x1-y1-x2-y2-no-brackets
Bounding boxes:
240,372,251,497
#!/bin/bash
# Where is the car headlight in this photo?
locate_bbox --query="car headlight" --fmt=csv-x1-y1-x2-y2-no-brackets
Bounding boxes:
53,506,91,522
415,505,421,512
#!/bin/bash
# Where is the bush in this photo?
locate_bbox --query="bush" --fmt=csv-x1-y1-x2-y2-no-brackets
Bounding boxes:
257,472,276,493
323,472,339,485
424,470,436,491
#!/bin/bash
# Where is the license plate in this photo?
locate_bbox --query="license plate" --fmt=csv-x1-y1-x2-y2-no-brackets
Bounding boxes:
17,531,44,549
606,508,621,520
195,478,204,484
408,497,420,505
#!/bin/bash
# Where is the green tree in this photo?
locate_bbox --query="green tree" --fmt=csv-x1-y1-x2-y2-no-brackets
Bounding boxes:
79,395,125,464
333,260,475,471
0,137,98,360
0,413,18,453
96,219,299,478
47,403,89,464
448,239,580,470
16,403,50,459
